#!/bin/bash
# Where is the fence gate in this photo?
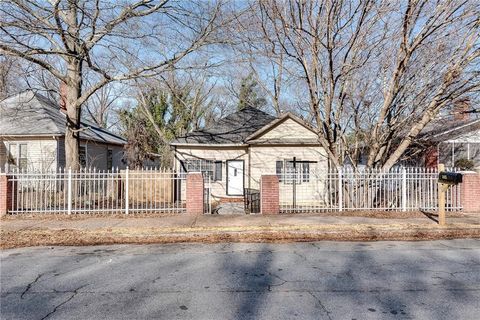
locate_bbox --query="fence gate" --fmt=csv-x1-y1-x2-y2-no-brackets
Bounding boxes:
244,188,260,214
204,175,212,214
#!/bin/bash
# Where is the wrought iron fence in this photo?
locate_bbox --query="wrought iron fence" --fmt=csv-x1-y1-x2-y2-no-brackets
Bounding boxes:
279,167,462,213
244,188,260,214
7,168,186,214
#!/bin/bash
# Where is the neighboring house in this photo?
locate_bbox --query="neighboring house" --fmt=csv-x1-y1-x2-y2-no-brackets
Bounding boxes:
0,90,126,172
415,117,480,168
171,107,328,201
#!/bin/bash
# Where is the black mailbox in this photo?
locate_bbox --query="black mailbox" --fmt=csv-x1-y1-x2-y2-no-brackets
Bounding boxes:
438,171,463,185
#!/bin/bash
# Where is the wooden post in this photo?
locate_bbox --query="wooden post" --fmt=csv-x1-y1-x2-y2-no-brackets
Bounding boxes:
437,163,446,226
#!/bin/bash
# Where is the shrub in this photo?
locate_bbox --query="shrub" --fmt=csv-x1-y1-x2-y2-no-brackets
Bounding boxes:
454,158,475,170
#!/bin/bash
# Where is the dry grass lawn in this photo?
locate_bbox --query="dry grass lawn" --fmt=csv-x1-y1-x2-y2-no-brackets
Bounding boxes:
2,223,479,250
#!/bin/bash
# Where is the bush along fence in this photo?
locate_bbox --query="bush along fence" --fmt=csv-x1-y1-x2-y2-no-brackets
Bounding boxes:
1,167,479,215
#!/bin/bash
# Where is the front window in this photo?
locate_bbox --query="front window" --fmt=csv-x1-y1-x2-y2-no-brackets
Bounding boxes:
18,144,27,170
276,159,311,184
180,159,222,181
7,143,27,171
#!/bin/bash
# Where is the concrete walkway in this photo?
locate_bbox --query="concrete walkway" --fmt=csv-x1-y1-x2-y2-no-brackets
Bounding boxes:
1,212,479,232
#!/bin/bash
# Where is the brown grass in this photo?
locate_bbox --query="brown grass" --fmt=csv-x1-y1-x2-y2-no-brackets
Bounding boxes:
2,224,479,250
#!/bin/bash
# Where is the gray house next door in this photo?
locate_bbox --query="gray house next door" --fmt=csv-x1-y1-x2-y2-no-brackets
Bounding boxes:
227,160,244,196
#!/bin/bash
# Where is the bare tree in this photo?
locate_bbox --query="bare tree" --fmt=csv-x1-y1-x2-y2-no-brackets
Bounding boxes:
253,0,479,170
0,56,22,99
84,83,123,129
0,0,223,169
121,71,218,167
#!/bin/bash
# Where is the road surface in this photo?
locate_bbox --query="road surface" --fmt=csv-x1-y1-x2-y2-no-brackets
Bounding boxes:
1,240,479,319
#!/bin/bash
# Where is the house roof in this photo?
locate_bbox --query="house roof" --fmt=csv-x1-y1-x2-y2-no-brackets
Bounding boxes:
0,90,126,145
419,117,480,143
171,106,277,145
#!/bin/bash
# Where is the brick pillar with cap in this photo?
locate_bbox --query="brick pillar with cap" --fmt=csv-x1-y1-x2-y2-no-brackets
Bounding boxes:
261,175,279,215
461,172,480,213
0,174,15,215
186,173,204,215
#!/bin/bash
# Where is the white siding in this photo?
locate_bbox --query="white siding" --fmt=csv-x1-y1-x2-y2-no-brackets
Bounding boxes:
173,115,329,198
174,143,328,198
254,118,318,142
174,146,249,200
1,137,58,172
249,144,328,189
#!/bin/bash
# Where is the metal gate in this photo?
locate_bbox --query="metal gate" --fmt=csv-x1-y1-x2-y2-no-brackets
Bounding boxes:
244,188,260,214
204,175,212,214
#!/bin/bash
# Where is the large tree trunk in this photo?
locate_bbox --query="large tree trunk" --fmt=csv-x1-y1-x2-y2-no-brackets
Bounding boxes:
63,2,83,171
65,61,83,170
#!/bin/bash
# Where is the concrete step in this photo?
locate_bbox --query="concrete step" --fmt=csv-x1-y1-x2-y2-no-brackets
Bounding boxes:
213,202,245,215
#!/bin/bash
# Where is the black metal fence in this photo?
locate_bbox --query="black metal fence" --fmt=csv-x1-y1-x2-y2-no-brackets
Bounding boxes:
244,188,260,214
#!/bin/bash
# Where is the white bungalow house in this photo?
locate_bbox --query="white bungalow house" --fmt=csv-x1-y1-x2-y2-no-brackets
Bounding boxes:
171,107,328,203
0,90,126,172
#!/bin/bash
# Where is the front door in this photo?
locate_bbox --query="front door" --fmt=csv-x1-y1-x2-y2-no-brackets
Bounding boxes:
227,160,244,196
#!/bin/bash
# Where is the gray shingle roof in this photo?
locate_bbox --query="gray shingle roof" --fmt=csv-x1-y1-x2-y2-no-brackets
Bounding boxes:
0,90,126,145
171,106,276,145
419,117,480,142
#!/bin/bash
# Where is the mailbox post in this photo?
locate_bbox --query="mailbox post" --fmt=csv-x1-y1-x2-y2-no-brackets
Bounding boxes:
438,164,447,226
437,164,463,226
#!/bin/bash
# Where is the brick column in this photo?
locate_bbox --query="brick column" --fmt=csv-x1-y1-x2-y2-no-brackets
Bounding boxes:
261,175,279,215
461,172,480,213
186,173,204,215
0,174,15,215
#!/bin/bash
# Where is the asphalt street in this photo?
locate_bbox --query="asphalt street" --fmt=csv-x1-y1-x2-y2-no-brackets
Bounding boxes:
1,240,479,320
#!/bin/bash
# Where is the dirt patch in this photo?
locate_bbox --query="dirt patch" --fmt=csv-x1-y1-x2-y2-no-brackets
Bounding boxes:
2,224,479,250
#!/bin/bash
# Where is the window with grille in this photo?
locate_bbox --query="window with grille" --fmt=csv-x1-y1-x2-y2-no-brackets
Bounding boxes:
180,159,222,181
18,144,27,170
276,159,310,184
7,143,27,171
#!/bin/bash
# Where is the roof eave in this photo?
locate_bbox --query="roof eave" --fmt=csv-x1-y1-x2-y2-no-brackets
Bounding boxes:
171,142,249,147
0,133,64,138
248,139,320,145
429,119,480,139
